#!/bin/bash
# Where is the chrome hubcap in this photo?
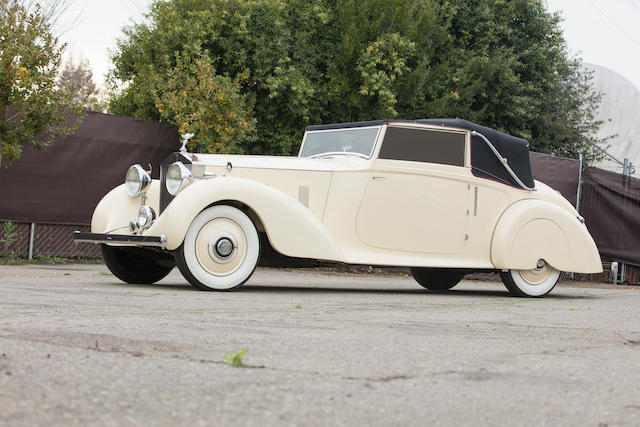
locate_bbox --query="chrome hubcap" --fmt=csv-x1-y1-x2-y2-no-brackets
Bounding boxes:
195,218,247,276
214,237,234,258
519,259,552,285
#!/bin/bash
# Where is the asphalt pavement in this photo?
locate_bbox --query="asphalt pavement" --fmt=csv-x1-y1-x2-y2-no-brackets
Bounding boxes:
1,263,639,426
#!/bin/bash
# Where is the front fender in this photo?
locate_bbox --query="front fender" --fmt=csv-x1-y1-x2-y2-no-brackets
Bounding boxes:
147,176,345,261
91,181,161,234
491,199,602,273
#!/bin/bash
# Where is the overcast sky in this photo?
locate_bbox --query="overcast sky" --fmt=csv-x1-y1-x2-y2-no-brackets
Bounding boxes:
58,0,640,91
546,0,640,90
57,0,150,87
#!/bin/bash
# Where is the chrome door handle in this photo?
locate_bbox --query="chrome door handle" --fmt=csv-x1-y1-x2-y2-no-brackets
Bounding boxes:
372,175,387,180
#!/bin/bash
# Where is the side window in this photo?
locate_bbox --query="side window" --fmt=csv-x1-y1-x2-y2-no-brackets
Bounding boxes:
378,127,465,166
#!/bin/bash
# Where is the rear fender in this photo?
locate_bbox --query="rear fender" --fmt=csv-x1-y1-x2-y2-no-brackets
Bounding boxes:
491,199,602,273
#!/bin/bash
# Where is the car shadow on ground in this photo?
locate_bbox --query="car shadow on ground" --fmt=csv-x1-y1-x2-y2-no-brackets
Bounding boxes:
236,285,596,299
238,284,508,297
103,281,596,299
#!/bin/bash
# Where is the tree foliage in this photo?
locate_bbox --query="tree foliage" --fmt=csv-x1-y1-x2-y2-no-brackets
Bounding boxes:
58,56,102,111
0,0,82,167
154,52,256,153
108,0,607,162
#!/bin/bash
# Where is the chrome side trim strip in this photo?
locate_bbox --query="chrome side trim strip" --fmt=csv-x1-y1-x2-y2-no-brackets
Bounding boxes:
474,186,478,216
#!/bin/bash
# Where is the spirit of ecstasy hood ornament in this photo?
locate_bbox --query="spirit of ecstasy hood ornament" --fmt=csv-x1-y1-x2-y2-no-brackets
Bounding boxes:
180,133,195,153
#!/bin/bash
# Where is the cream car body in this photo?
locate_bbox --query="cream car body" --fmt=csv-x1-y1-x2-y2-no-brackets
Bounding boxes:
77,120,602,296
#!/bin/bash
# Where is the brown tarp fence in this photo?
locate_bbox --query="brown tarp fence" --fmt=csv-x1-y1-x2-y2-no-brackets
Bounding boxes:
580,167,640,266
530,152,580,206
0,112,178,225
530,152,640,267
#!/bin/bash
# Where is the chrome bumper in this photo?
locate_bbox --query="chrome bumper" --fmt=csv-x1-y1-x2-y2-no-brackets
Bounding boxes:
73,231,167,249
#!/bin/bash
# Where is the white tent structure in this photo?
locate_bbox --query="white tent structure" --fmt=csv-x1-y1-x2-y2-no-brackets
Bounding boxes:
585,63,640,174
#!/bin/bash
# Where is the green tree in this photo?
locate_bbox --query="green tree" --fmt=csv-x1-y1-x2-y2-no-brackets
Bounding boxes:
324,0,451,122
439,0,607,162
154,52,256,153
0,0,82,167
108,0,607,162
109,0,329,155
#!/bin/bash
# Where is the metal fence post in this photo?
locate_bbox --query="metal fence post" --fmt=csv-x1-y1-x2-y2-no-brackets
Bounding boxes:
576,153,583,213
623,158,629,176
619,158,631,284
570,154,584,281
28,223,35,260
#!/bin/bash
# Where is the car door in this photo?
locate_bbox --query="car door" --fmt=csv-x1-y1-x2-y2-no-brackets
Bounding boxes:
356,126,471,255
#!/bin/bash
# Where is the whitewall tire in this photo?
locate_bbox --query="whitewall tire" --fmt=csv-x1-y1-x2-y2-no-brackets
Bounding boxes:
500,260,561,297
175,205,260,291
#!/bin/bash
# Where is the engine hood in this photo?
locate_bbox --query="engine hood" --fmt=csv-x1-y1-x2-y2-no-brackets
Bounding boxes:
188,153,371,172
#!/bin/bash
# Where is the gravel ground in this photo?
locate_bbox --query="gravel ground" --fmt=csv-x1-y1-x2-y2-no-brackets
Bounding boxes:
1,263,639,426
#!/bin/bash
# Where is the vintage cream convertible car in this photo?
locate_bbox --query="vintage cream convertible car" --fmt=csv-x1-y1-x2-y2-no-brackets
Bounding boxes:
74,119,602,297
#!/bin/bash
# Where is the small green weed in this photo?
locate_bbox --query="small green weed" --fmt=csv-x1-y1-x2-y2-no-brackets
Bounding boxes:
36,254,66,264
295,305,303,309
1,221,17,247
0,221,19,262
0,253,21,264
224,349,246,367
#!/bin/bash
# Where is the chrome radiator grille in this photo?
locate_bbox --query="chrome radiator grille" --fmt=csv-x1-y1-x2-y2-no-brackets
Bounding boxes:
159,152,192,214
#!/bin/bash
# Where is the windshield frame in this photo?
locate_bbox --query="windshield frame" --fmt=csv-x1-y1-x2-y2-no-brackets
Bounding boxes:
298,125,382,159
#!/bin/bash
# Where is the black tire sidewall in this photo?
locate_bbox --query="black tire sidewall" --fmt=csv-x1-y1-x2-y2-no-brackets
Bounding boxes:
101,244,174,284
410,267,464,291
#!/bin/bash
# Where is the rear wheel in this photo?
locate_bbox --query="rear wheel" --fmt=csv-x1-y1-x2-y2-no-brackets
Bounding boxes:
175,205,260,291
500,259,560,297
410,268,465,291
101,244,175,284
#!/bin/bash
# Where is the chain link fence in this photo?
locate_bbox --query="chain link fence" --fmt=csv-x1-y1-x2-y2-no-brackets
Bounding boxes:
0,221,100,258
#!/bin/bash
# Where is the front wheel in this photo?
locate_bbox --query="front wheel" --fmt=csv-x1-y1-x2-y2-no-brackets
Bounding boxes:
410,268,465,291
500,260,560,297
175,205,260,291
101,244,175,284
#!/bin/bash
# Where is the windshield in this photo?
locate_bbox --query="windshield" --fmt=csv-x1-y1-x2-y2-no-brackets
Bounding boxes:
298,126,381,159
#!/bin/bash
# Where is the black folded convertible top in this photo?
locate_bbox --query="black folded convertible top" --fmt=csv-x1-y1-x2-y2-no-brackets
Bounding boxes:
305,119,534,189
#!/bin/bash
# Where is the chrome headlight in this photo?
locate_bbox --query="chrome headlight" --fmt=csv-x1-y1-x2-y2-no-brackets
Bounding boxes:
125,164,151,197
166,161,192,196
